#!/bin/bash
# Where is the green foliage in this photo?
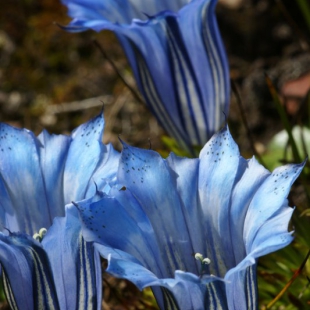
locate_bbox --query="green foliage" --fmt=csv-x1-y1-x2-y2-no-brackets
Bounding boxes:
258,68,310,309
160,135,193,158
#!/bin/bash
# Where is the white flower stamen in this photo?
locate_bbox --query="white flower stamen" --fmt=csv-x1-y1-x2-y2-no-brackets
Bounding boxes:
39,228,47,238
33,228,47,242
33,233,41,242
194,253,211,277
195,253,204,261
202,258,211,265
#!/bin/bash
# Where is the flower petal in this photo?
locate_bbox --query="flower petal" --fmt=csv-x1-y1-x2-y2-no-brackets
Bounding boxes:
107,255,227,310
229,157,269,264
76,193,165,277
63,114,107,202
116,20,191,148
118,143,197,274
62,0,188,25
84,143,120,197
166,154,205,259
246,207,294,258
107,254,162,290
178,0,230,138
42,206,102,310
62,0,230,152
198,125,241,277
244,162,305,253
0,232,59,310
225,264,258,310
37,131,71,220
106,254,173,310
0,177,17,231
223,162,303,310
0,124,50,234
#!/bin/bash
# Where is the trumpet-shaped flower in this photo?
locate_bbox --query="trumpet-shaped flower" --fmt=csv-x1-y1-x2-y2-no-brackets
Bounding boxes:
0,114,119,235
76,126,304,309
61,0,230,153
0,207,102,309
0,114,119,309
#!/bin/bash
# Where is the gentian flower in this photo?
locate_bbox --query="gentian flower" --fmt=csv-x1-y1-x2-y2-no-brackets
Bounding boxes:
61,0,230,153
76,125,304,309
0,114,119,309
0,207,102,309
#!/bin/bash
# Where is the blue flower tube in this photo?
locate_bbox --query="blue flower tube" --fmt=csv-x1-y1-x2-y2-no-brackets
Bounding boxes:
61,0,230,153
77,125,304,309
0,115,119,309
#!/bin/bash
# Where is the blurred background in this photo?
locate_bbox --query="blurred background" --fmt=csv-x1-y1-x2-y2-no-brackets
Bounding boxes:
1,0,310,309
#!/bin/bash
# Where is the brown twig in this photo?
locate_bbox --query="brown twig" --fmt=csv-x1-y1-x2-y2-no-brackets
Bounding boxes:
264,249,310,309
93,39,145,105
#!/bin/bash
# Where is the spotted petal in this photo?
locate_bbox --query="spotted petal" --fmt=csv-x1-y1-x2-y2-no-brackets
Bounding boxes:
0,114,119,235
0,124,51,234
0,206,102,310
42,206,102,310
63,114,109,202
78,124,303,309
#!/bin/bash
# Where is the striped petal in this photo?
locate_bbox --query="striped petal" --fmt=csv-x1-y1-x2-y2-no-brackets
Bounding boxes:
106,255,226,310
0,207,102,310
61,0,230,153
122,7,230,151
224,264,258,310
0,114,119,308
0,232,59,310
42,206,102,310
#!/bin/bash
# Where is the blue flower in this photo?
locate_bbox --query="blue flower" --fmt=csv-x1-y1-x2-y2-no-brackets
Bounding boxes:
76,126,304,309
0,206,102,309
61,0,230,153
0,115,119,309
0,114,119,235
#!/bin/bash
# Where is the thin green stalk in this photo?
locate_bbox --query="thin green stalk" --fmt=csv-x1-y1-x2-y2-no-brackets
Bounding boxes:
296,0,310,33
265,74,301,163
307,90,310,129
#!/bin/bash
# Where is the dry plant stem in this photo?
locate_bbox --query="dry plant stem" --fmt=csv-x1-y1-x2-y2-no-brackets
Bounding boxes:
231,80,265,165
93,40,145,105
46,95,113,114
263,249,310,309
103,88,129,145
